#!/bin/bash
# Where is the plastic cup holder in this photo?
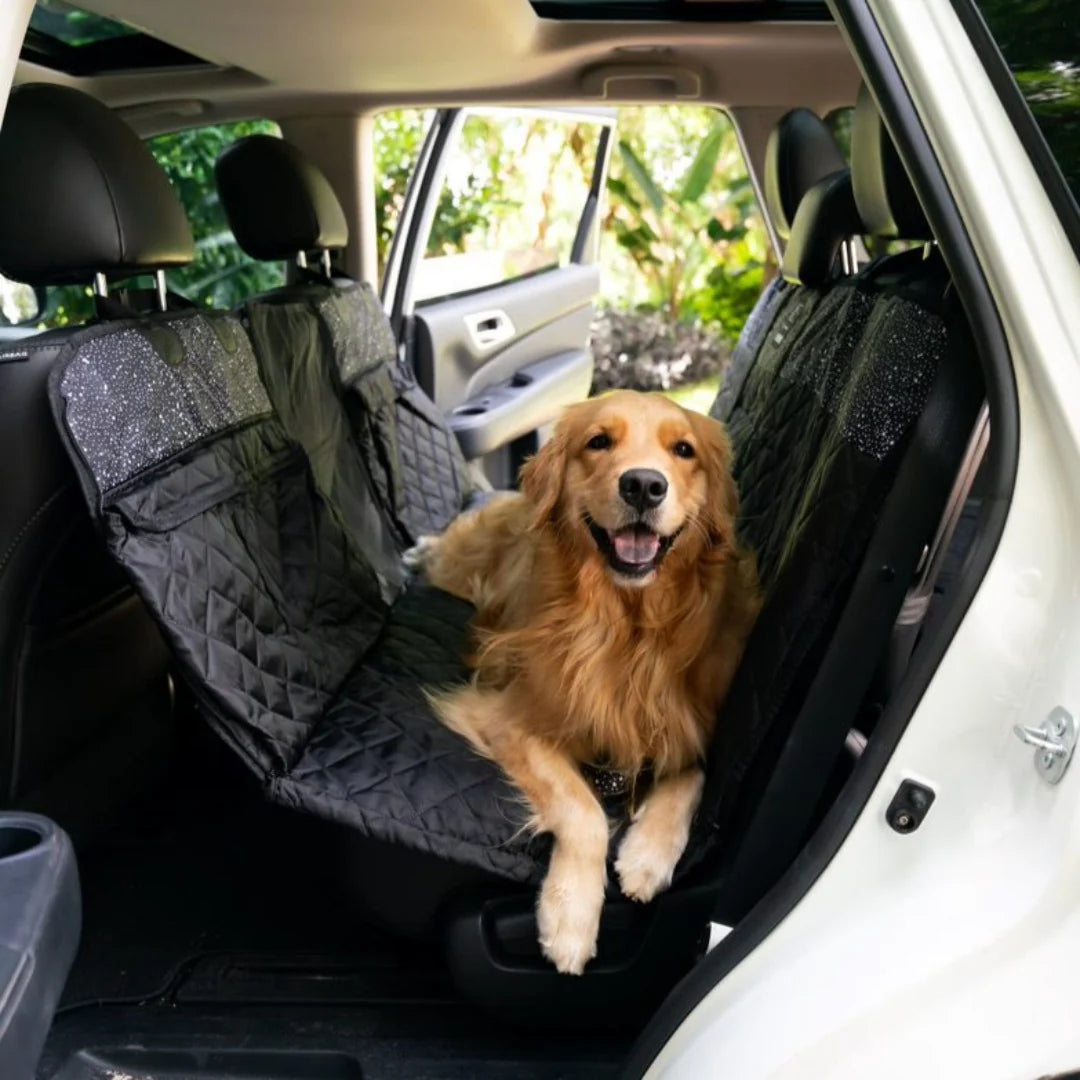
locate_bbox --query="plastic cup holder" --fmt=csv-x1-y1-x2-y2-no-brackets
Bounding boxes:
0,825,44,860
455,405,488,416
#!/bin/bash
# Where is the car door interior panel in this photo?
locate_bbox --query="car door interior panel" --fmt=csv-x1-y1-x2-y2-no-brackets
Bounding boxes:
447,348,595,460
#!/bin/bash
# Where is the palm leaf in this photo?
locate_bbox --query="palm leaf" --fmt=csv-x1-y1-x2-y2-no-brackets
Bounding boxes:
617,140,665,213
678,122,726,204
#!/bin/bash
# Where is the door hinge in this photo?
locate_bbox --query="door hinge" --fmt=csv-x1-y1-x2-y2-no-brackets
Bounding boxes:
1013,707,1076,785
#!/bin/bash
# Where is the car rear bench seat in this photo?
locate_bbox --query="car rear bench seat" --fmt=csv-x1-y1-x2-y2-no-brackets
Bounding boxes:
2,83,983,1022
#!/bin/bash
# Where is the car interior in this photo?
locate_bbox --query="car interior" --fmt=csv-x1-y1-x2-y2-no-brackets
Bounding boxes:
0,1,1000,1077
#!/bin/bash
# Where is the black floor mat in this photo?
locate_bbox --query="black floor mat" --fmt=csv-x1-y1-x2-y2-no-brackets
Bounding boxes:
45,724,628,1078
59,733,438,1010
43,1003,624,1079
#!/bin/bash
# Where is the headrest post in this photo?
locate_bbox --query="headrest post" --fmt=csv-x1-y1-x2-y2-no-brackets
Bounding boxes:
296,251,309,270
320,250,332,279
154,269,168,312
93,272,108,299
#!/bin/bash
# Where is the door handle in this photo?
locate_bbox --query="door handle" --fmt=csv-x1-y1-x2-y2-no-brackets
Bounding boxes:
464,309,515,351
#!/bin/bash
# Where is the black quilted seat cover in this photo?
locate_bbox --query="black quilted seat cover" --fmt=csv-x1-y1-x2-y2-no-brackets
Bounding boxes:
318,283,476,544
683,272,950,868
710,275,793,423
50,309,542,882
278,580,542,882
242,292,406,602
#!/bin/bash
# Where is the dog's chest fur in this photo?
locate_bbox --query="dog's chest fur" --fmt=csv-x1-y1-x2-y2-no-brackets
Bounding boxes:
496,554,731,776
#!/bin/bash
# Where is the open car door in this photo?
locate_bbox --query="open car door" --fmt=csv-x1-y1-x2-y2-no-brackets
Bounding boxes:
383,106,615,488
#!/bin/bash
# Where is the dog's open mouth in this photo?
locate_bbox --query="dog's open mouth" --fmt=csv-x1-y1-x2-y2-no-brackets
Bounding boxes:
587,518,679,578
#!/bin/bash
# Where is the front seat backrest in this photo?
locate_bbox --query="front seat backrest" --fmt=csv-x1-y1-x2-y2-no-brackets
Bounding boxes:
0,84,189,828
687,88,983,915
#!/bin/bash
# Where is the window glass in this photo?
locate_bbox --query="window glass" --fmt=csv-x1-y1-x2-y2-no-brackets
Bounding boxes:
601,106,770,339
373,108,435,282
971,0,1080,213
413,112,602,302
30,119,284,330
29,0,135,47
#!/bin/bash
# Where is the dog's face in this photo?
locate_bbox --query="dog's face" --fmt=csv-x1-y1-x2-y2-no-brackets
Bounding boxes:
522,391,738,587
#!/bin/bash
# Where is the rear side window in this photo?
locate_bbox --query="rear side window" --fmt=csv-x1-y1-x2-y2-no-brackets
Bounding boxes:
966,0,1080,236
31,118,283,329
147,119,286,308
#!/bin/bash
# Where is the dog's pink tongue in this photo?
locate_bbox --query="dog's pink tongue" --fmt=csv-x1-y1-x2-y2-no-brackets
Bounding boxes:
612,526,660,565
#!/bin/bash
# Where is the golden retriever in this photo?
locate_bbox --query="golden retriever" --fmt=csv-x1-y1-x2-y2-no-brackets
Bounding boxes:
410,390,760,974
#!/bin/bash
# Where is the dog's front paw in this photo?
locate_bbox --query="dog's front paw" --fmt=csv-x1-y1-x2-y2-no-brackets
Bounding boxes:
402,535,438,571
615,818,685,904
537,876,602,975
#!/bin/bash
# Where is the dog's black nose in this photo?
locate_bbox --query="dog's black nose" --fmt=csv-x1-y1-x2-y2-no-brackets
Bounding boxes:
619,468,668,511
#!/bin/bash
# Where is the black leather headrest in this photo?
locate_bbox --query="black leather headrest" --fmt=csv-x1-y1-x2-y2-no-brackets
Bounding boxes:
781,170,864,287
851,84,932,240
764,108,847,241
0,84,193,287
215,136,348,261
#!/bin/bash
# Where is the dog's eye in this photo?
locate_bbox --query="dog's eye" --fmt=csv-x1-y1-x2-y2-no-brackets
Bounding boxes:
586,433,612,451
672,440,695,459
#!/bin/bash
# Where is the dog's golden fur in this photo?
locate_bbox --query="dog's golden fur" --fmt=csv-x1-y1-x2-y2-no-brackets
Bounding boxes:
414,390,759,973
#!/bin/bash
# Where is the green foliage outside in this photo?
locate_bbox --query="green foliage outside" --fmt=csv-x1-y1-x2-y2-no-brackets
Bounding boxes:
976,0,1080,207
373,106,769,345
41,119,284,329
29,0,133,47
35,105,767,355
601,107,769,343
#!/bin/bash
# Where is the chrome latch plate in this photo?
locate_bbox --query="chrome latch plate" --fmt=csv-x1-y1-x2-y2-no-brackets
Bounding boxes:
1013,707,1076,785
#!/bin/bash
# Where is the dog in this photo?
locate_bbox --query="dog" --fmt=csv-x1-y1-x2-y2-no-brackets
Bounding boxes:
410,390,760,974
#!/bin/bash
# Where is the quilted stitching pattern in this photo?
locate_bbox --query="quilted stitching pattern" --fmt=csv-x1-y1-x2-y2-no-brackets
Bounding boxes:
711,276,793,423
317,286,474,542
279,581,544,883
52,310,547,884
683,280,949,872
107,424,388,775
242,295,407,600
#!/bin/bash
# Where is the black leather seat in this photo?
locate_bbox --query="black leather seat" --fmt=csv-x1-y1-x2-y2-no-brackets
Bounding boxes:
0,84,177,835
216,135,488,551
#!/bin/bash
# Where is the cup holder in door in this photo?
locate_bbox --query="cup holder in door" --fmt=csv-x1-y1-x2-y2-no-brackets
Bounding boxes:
0,824,43,860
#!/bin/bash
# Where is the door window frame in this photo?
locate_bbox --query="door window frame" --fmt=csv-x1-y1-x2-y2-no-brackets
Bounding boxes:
381,105,615,343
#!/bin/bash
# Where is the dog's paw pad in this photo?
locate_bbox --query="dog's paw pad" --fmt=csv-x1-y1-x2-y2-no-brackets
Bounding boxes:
537,886,601,975
615,828,678,904
540,930,596,976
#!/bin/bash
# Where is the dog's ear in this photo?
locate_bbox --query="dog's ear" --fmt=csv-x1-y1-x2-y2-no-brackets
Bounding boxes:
690,411,739,551
520,423,570,528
